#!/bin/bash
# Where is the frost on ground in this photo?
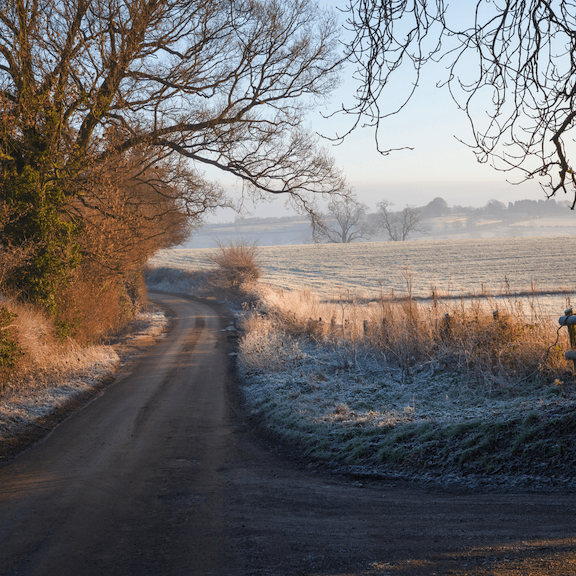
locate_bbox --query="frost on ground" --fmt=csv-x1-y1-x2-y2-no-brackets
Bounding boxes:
0,310,167,445
241,341,576,432
235,287,576,489
238,331,576,489
148,242,576,488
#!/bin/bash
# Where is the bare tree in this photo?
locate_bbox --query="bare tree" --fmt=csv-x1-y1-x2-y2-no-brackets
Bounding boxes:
0,0,345,319
375,200,427,241
316,194,373,243
342,1,576,207
0,0,343,202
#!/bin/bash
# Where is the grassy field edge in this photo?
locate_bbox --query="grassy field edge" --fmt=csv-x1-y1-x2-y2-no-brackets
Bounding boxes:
235,373,576,491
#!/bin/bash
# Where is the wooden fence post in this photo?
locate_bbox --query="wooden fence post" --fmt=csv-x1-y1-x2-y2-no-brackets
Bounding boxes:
441,313,451,341
381,317,388,346
559,308,576,371
566,308,576,349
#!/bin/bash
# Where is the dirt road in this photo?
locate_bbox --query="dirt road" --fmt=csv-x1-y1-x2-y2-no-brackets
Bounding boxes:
0,293,575,576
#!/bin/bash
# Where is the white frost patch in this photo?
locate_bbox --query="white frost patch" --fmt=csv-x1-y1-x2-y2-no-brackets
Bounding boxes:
0,309,166,437
125,310,168,341
2,349,119,421
239,336,576,434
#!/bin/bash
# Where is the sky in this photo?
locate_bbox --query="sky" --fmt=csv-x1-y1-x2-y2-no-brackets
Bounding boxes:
206,1,562,222
313,65,547,209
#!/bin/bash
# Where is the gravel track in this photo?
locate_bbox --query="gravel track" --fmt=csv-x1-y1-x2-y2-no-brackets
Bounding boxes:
0,293,574,575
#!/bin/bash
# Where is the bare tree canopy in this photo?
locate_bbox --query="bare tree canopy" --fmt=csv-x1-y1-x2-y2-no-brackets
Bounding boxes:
343,1,576,207
0,0,345,333
316,193,373,242
375,200,426,241
0,0,343,204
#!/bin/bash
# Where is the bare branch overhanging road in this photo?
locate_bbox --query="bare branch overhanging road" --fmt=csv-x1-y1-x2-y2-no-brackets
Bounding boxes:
0,293,575,576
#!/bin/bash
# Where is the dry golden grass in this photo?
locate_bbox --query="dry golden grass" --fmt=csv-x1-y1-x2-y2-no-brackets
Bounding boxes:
245,283,571,387
0,298,119,397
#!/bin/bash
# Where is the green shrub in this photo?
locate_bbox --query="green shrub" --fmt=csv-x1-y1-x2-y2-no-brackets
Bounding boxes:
0,306,24,368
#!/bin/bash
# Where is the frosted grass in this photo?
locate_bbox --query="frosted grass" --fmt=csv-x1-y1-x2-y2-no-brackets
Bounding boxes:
238,315,575,435
152,236,576,302
0,310,168,435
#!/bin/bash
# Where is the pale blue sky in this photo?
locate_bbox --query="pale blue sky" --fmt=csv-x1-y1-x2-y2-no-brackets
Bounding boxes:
315,59,547,207
208,1,563,221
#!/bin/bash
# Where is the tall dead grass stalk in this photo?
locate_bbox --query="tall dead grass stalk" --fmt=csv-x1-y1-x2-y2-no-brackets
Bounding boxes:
241,283,570,389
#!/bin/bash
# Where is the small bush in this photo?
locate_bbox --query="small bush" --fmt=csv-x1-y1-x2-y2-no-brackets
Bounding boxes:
209,240,261,293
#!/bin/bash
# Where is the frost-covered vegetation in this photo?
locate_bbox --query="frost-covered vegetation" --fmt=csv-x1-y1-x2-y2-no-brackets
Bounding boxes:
237,284,576,475
149,239,576,481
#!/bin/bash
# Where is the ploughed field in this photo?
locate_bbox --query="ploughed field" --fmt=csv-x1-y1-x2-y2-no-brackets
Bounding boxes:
152,236,576,304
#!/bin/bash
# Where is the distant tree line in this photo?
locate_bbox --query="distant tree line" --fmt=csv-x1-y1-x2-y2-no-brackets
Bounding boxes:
420,197,570,219
206,195,572,245
317,195,572,243
232,215,306,226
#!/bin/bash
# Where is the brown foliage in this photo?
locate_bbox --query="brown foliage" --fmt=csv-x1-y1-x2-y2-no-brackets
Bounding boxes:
209,240,261,295
54,267,147,344
56,151,203,341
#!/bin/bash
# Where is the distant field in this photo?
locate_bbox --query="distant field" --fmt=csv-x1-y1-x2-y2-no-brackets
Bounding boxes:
152,235,576,295
150,236,576,321
180,213,576,248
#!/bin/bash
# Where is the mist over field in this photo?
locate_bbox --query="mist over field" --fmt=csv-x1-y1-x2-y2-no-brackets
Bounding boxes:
182,198,576,249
